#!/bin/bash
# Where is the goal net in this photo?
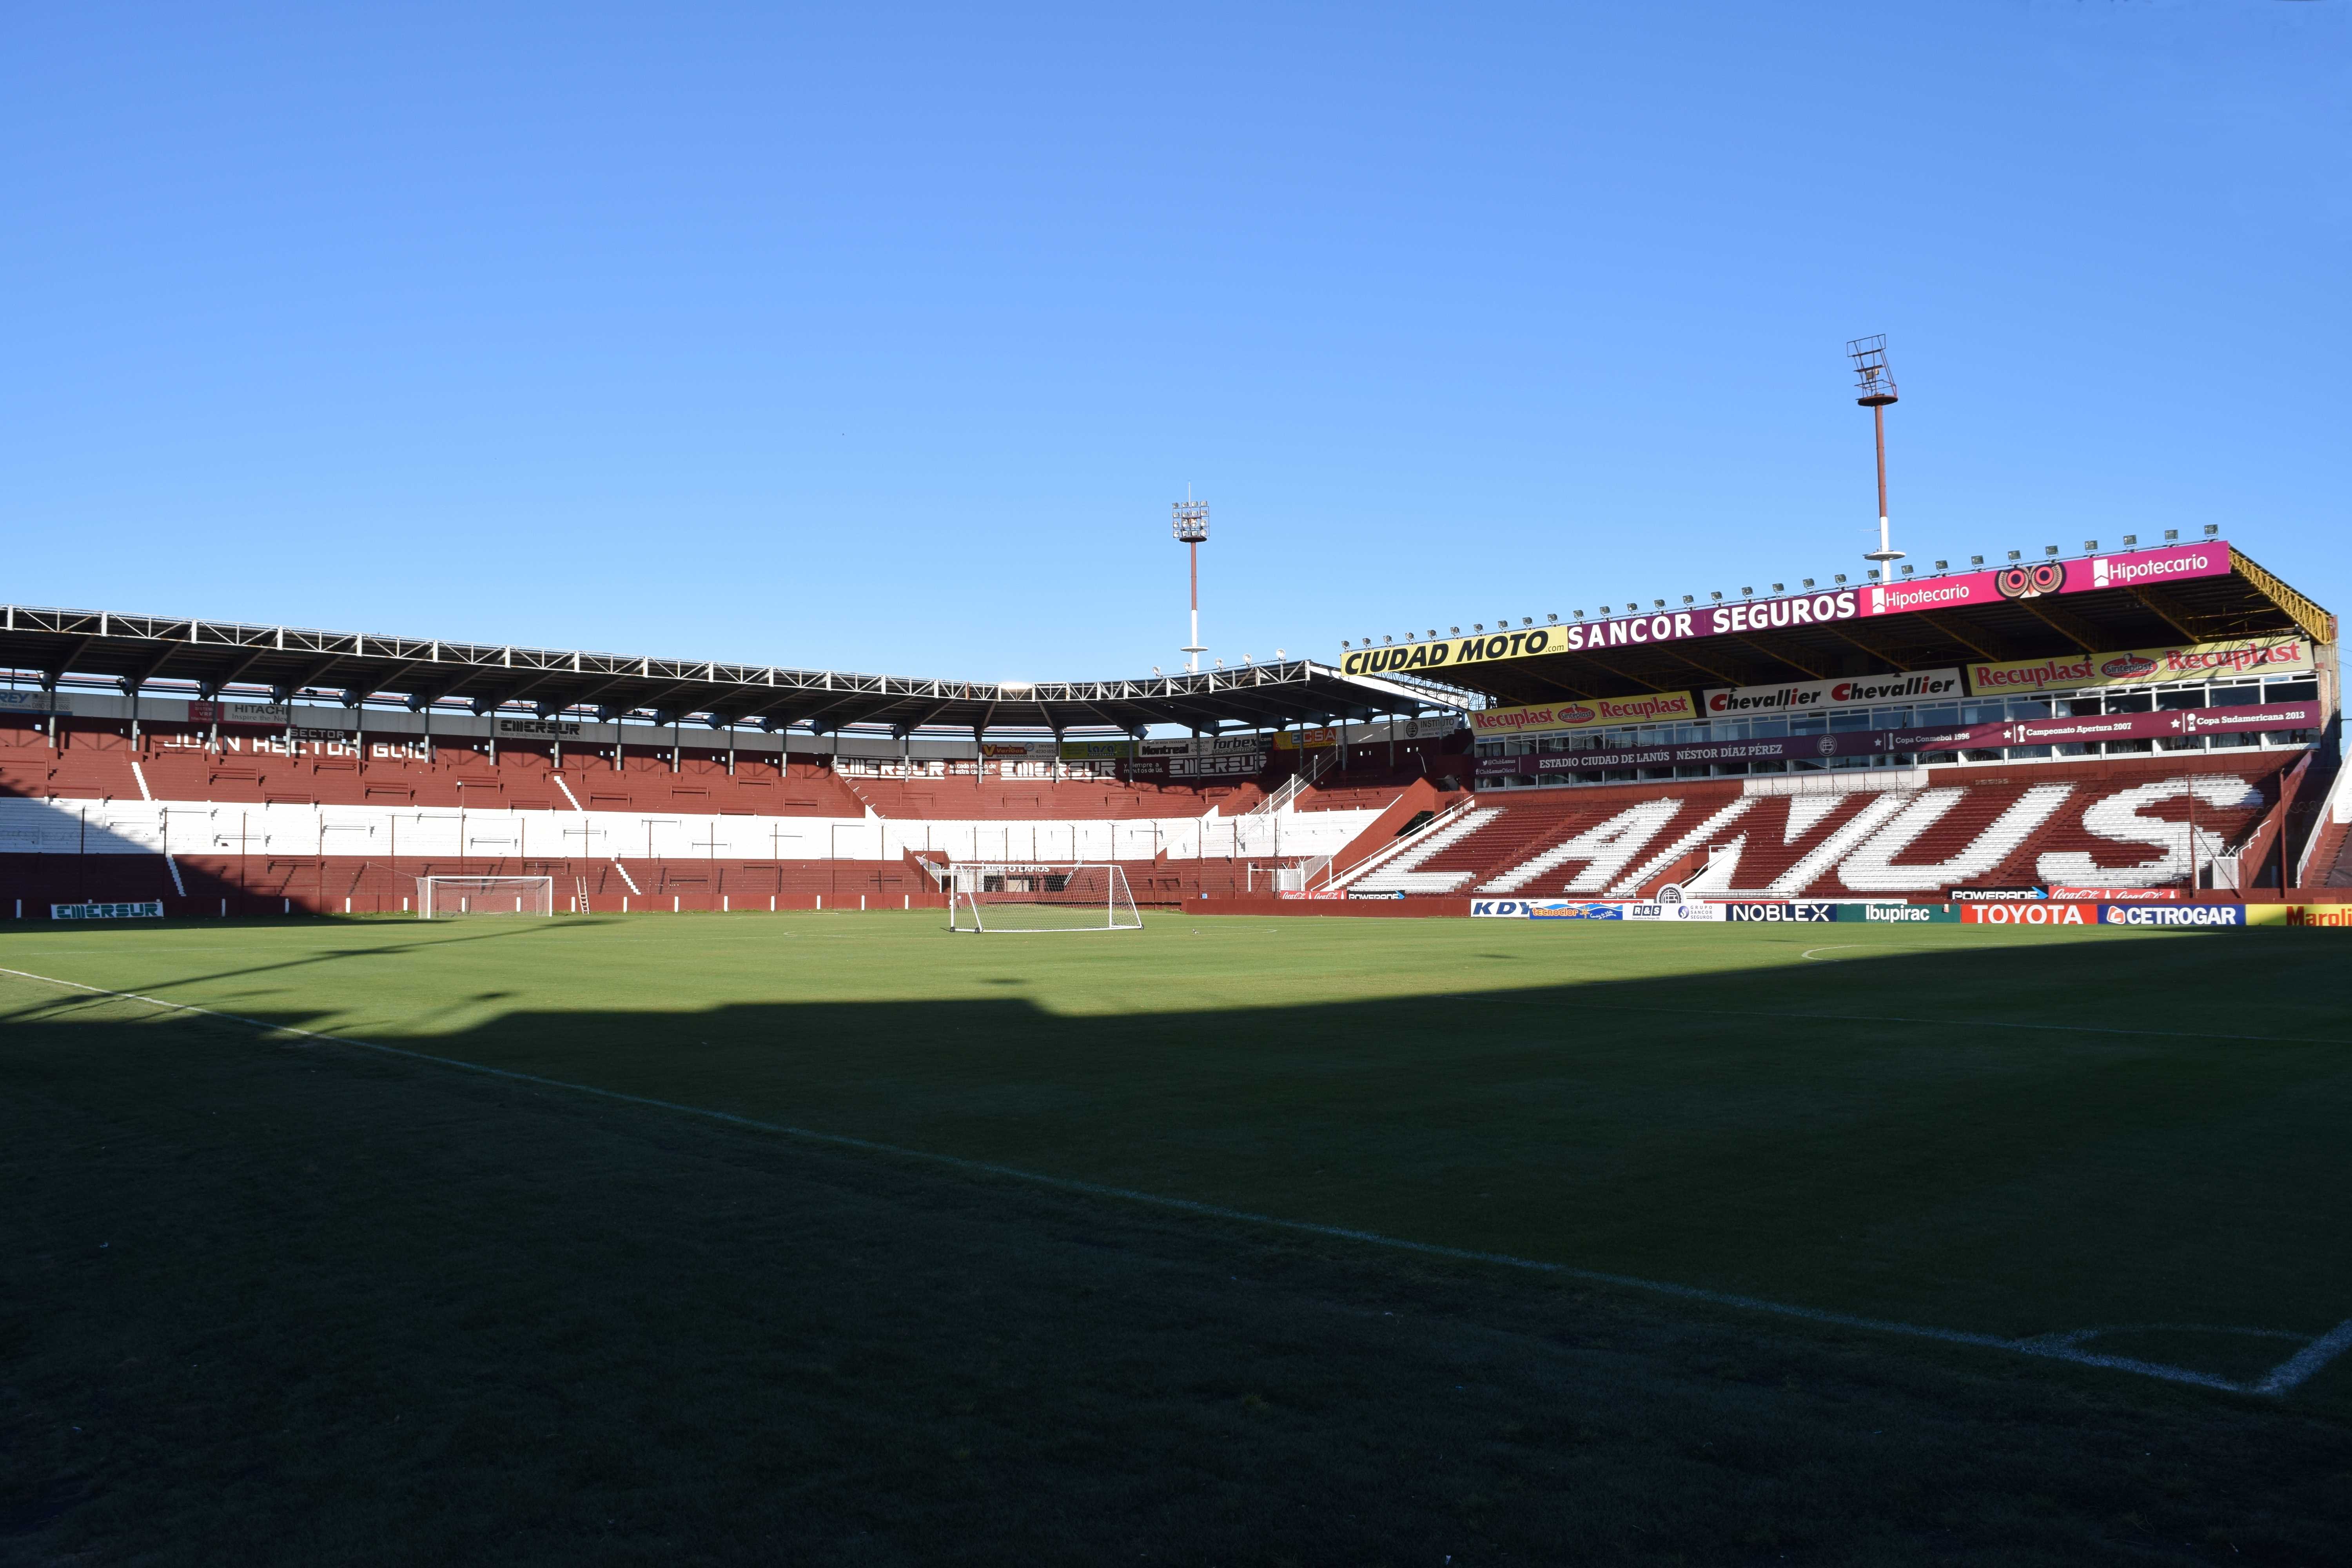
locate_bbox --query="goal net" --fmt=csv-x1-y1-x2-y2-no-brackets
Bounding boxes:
946,863,1142,933
417,875,556,918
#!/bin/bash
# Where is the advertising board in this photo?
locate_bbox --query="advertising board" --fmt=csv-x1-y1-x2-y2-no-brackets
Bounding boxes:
1059,740,1134,761
1701,670,1962,719
1471,699,2320,779
187,700,292,726
1168,752,1264,778
1959,903,2094,926
1343,542,2236,678
495,718,585,739
1965,637,2312,698
1619,900,1724,921
1724,902,1838,922
1950,887,2048,902
1472,692,1697,740
1847,903,1960,923
1273,727,1339,751
0,690,63,715
2050,886,2180,902
2100,904,2246,927
53,901,164,920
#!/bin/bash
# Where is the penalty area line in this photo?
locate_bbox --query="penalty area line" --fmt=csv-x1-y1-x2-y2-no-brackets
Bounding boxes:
3,961,2347,1399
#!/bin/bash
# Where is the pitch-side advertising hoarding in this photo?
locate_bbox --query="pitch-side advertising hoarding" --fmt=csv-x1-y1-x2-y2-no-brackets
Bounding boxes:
1344,542,2236,677
2100,904,2247,927
1470,899,2338,927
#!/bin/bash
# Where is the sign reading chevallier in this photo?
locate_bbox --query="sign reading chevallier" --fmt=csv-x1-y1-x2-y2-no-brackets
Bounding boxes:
1965,637,2312,697
1470,691,1696,739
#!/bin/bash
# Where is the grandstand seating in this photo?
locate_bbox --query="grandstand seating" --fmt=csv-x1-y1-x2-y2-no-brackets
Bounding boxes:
1339,759,2288,900
0,715,2319,915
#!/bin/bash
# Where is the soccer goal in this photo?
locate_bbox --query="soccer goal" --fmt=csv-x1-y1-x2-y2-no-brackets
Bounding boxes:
946,863,1142,933
416,875,556,918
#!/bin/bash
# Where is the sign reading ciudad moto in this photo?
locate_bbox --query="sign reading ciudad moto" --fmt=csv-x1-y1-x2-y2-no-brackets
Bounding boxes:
1339,540,2236,679
1964,637,2312,697
1470,691,1697,739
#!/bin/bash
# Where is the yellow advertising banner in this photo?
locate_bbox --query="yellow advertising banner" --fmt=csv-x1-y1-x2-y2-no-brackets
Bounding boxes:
1341,626,1570,679
1272,726,1340,751
1964,637,2314,697
1470,691,1697,739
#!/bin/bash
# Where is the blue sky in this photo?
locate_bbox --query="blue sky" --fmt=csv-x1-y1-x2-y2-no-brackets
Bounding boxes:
4,2,2343,683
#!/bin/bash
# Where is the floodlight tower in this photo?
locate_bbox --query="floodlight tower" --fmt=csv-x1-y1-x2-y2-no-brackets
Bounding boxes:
1172,494,1210,672
1847,334,1903,583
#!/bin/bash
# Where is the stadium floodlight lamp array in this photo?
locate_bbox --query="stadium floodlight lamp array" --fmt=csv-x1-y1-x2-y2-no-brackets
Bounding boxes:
945,863,1142,933
1172,495,1210,672
417,875,555,919
1848,332,1906,584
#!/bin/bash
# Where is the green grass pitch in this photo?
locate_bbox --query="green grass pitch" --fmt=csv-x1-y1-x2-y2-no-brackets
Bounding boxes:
6,911,2351,1563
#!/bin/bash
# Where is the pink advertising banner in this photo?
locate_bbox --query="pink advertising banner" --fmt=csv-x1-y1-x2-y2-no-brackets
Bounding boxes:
1852,541,2234,621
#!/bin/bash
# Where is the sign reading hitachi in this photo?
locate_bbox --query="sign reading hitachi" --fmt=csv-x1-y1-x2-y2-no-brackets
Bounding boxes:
1702,670,1961,717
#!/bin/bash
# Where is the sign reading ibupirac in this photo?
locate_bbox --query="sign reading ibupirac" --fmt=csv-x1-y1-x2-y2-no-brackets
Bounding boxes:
1965,637,2312,697
1470,691,1697,739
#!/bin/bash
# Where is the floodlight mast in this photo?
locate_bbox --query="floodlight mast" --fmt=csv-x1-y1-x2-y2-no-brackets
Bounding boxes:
1847,334,1903,582
1172,494,1210,672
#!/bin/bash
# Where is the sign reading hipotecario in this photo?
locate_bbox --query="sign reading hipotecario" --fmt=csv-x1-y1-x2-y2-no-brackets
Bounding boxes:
1339,541,2238,678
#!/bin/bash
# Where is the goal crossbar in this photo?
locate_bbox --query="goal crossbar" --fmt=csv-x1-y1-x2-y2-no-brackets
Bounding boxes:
946,862,1141,933
417,875,556,918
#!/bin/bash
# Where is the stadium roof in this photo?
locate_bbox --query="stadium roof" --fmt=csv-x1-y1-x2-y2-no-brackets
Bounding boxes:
0,604,1441,737
1341,539,2336,708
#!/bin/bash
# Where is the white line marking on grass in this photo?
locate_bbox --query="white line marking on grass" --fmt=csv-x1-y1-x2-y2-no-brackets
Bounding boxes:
2254,1319,2352,1394
1800,946,1863,962
1,960,2342,1399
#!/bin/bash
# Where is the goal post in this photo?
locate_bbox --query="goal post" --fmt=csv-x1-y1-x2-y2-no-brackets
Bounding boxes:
946,863,1142,933
416,875,557,918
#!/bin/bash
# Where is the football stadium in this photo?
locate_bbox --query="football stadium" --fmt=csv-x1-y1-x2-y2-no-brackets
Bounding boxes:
6,533,2352,1560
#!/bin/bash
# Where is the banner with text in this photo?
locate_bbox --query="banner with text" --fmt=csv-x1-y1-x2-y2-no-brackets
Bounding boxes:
1342,543,2236,678
1965,637,2313,697
1471,691,1697,740
1472,699,2320,778
1702,670,1962,719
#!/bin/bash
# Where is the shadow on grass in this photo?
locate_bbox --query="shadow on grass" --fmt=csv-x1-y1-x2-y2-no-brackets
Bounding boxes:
4,926,2352,1563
